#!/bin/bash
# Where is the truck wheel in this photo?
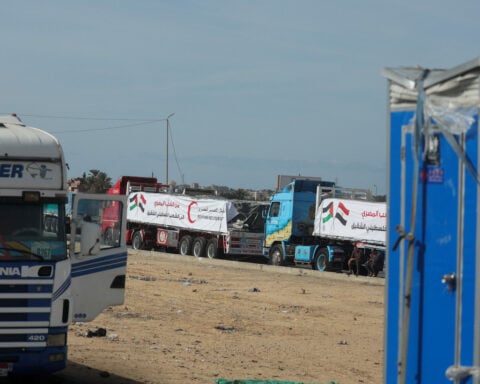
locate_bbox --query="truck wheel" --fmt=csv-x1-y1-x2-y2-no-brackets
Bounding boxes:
206,239,219,259
314,248,328,271
179,236,193,256
192,237,206,258
270,244,285,266
132,231,144,250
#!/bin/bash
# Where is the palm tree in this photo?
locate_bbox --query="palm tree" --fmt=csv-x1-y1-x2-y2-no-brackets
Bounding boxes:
79,170,112,193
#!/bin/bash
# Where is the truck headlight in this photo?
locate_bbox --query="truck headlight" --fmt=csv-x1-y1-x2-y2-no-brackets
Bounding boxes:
47,333,66,347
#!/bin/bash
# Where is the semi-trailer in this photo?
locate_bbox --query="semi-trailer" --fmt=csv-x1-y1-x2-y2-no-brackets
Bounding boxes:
263,179,386,272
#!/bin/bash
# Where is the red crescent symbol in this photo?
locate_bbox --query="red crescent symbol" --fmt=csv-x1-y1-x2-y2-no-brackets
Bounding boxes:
188,201,198,223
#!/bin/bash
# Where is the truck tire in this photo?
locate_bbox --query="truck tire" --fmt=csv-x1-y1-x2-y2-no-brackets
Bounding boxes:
270,244,285,266
206,238,219,259
192,237,206,258
179,236,193,256
132,231,144,250
313,248,328,271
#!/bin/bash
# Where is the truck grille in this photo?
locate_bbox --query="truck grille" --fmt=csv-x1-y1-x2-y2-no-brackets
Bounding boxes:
0,278,53,348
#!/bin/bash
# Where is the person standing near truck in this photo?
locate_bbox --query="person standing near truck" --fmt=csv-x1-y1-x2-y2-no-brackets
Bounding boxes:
347,243,361,276
365,248,383,277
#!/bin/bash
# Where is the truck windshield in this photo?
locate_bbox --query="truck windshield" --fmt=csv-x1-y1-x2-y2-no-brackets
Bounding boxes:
0,202,67,261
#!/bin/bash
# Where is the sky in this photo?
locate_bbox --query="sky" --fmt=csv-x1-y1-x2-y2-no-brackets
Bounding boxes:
2,1,479,194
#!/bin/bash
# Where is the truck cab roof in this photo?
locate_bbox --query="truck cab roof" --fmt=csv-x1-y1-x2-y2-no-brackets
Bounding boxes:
0,114,63,160
277,179,336,194
0,115,67,193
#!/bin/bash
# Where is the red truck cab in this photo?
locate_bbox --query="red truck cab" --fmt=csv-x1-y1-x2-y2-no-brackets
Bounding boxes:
103,176,164,245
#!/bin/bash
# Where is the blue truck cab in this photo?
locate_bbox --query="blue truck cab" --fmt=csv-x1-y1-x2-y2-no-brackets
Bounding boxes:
263,179,337,269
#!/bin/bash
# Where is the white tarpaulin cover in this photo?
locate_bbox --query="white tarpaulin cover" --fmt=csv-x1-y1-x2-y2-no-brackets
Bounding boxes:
127,192,238,234
313,198,386,245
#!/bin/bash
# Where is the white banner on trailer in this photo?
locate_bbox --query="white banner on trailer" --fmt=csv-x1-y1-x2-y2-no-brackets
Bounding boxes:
313,198,386,245
127,192,238,234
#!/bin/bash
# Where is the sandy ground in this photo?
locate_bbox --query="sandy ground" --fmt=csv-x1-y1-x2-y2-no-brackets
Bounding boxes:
56,250,385,384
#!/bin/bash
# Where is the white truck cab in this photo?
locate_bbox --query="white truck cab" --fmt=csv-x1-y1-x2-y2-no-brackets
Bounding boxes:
0,114,128,376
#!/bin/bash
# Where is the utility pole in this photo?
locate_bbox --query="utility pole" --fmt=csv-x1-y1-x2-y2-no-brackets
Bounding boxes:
165,113,175,184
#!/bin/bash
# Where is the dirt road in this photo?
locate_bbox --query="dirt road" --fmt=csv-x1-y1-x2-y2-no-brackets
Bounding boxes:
56,250,385,384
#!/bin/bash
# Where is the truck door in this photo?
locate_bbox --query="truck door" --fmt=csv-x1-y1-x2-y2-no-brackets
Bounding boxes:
69,193,128,322
264,201,281,249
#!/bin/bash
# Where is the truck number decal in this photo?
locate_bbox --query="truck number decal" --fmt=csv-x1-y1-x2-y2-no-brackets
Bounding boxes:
27,335,46,342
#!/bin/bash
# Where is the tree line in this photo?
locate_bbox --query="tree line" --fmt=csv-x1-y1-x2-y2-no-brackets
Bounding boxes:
70,169,271,200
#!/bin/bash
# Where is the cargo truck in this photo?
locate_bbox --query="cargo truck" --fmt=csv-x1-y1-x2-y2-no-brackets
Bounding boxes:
127,190,266,259
263,179,386,272
0,114,128,376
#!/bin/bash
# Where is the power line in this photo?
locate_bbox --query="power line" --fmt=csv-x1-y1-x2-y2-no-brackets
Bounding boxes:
18,113,166,122
50,120,162,133
9,114,168,134
12,112,186,183
168,122,185,184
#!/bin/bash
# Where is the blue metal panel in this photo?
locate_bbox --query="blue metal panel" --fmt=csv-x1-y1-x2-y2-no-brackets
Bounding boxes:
385,110,412,383
295,245,315,262
386,95,480,382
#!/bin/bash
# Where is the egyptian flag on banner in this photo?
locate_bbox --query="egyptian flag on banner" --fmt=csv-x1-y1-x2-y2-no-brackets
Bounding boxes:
335,202,350,225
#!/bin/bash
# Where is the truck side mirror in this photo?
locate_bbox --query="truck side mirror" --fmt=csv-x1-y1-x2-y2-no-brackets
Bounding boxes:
262,206,268,218
81,221,101,256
